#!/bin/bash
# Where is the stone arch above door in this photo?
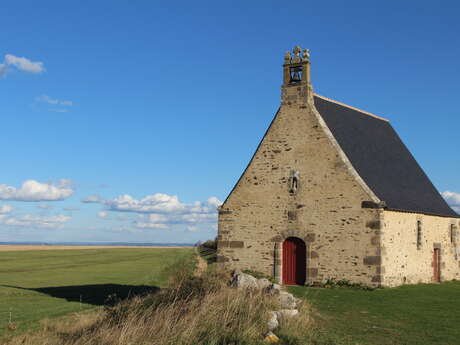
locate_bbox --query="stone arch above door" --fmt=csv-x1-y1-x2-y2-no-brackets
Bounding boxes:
282,237,306,285
271,230,318,285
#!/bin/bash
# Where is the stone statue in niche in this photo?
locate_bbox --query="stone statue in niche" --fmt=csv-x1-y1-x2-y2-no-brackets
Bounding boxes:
289,170,300,194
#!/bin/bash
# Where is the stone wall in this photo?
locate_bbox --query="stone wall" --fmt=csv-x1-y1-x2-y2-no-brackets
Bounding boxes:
218,98,384,287
381,210,460,287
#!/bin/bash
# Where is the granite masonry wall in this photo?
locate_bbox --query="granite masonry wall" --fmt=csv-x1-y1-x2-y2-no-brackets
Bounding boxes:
381,210,460,287
217,97,385,287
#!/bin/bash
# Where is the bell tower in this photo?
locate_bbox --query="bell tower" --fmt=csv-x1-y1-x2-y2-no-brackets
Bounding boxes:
281,45,312,106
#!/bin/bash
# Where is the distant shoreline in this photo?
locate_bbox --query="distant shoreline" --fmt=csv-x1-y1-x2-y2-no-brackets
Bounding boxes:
0,242,194,252
0,245,193,251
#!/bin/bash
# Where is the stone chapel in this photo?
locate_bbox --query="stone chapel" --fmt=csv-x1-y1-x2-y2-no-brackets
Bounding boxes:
217,46,459,287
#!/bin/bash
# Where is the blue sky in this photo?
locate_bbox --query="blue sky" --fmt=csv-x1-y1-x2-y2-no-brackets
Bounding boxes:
0,0,459,243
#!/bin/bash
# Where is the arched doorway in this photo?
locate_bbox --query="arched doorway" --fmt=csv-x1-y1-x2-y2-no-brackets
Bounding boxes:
282,237,306,285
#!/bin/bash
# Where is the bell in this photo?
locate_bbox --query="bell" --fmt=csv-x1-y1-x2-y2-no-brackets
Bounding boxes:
290,66,302,83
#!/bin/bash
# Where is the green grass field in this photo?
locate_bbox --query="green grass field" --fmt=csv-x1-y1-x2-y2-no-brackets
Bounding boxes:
0,247,193,337
289,282,460,345
4,248,460,345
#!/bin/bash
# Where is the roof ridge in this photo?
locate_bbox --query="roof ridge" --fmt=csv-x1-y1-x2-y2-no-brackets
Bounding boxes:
314,93,390,122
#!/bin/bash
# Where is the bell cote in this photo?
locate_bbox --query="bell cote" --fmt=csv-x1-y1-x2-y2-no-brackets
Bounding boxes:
281,46,312,106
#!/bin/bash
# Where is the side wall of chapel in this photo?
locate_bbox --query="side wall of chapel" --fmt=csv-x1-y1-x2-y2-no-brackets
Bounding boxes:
381,211,460,287
217,100,384,287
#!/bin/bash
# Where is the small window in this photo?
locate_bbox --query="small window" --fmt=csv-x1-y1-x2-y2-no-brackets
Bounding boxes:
450,224,456,244
417,221,422,249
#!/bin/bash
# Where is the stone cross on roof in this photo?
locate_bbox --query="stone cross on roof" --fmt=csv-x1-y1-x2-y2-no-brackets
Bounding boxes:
284,46,310,64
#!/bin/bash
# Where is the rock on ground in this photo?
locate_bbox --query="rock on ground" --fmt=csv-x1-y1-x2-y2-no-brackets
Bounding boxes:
230,271,259,289
257,278,272,289
278,290,299,309
231,271,275,290
276,309,299,319
264,331,280,343
266,311,279,331
229,271,301,341
266,283,282,294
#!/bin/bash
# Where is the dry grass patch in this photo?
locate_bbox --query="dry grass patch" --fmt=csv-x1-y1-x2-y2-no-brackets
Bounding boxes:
6,257,315,345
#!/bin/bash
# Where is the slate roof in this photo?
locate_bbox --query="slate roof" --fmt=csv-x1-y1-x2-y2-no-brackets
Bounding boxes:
313,94,458,218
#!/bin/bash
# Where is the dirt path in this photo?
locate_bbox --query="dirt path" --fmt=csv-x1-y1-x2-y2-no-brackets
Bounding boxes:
194,249,208,277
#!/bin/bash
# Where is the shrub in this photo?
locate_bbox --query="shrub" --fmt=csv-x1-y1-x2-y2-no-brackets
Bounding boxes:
201,239,217,250
197,239,217,264
320,278,376,291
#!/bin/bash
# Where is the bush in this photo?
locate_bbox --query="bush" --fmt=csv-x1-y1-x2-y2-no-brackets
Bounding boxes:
201,239,217,250
197,239,217,264
320,278,376,291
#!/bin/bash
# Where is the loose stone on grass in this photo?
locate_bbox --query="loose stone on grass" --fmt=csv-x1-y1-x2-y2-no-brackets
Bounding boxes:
230,270,259,289
229,270,301,341
266,283,282,294
257,278,272,289
278,290,300,309
266,311,279,331
264,331,280,343
276,309,299,319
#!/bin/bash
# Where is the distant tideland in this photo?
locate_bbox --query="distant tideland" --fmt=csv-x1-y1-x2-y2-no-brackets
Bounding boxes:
217,46,460,288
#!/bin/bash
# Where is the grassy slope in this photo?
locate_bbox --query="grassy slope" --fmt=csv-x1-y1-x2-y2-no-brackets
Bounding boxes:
289,281,460,345
0,248,193,336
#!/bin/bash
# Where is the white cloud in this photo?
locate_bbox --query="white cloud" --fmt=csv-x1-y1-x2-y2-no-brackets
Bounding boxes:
56,179,73,188
49,109,69,113
206,197,222,208
442,191,460,206
0,213,71,229
81,194,103,203
36,95,73,107
0,179,74,202
129,195,221,230
37,204,53,209
36,95,58,105
146,214,169,222
4,54,44,74
63,207,80,211
84,192,222,231
134,222,169,229
442,191,460,214
0,205,13,214
81,192,222,231
180,212,217,223
109,226,144,233
133,214,170,229
97,211,108,218
35,95,73,113
105,193,186,213
36,95,69,106
104,193,222,216
24,214,69,223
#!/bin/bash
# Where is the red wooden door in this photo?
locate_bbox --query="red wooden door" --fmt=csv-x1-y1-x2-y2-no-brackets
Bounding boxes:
282,237,306,285
433,248,441,282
